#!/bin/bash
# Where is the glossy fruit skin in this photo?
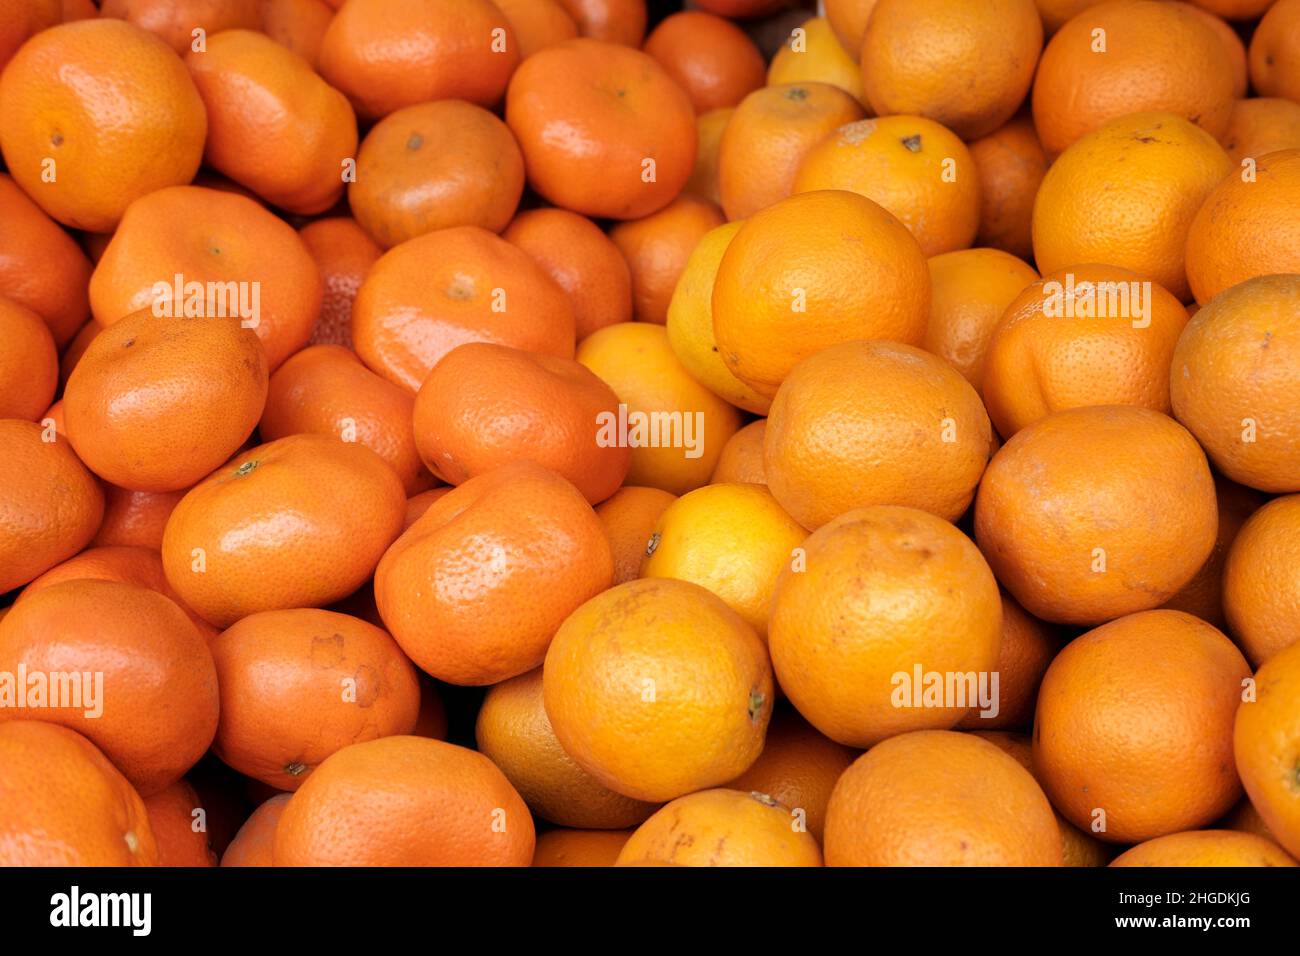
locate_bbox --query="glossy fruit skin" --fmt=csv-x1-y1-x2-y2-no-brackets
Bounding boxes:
1185,150,1300,306
89,185,323,371
506,39,696,220
0,419,104,594
610,194,726,326
1221,98,1300,167
765,340,992,530
260,0,333,67
63,308,269,493
1249,0,1300,103
712,190,930,399
556,0,647,46
351,225,576,393
186,29,357,215
594,486,677,585
1111,830,1297,867
975,406,1218,625
211,608,421,791
100,0,262,51
0,579,220,797
1234,639,1300,858
413,342,629,504
859,0,1042,140
824,730,1063,866
0,20,207,232
532,829,632,867
981,265,1190,438
1170,274,1300,493
317,0,519,119
475,668,659,828
162,435,407,628
642,12,766,113
142,779,217,866
617,789,823,867
543,577,774,803
273,735,535,866
1223,495,1300,665
1032,112,1231,303
968,118,1049,262
375,461,613,686
260,344,432,496
494,0,578,59
1032,0,1235,156
300,218,383,348
0,297,57,421
220,794,290,867
93,486,186,551
0,721,158,866
350,100,524,249
0,173,93,348
1035,610,1252,843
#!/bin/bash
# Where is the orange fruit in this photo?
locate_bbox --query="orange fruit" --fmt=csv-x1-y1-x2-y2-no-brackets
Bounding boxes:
1222,98,1300,166
859,0,1042,140
317,0,519,119
968,117,1049,262
923,248,1039,392
413,343,628,505
503,207,633,341
60,319,104,387
610,194,726,325
616,789,822,867
725,707,856,843
220,793,291,867
957,593,1060,732
351,225,575,393
1031,112,1231,303
350,100,524,249
824,730,1062,866
162,435,406,628
770,506,1002,746
981,265,1191,438
765,341,992,530
211,608,420,790
694,0,791,16
665,221,770,415
99,0,262,51
0,721,158,866
0,173,93,348
259,0,333,67
402,487,452,532
1162,476,1263,630
1234,639,1300,858
1186,5,1249,98
823,0,876,56
1185,150,1300,305
576,322,742,494
506,39,696,220
63,308,269,493
1035,609,1251,843
975,406,1217,625
1223,494,1300,665
142,779,217,867
0,297,57,421
712,190,929,399
1170,274,1300,492
0,19,207,232
594,485,677,585
767,16,864,104
1249,0,1300,102
93,485,186,551
0,419,104,594
1033,0,1105,31
711,421,767,486
1220,796,1274,840
0,0,59,72
643,12,766,114
185,29,356,215
475,668,659,828
89,185,324,371
273,736,535,866
641,482,805,639
299,217,383,348
375,461,613,686
717,83,865,221
532,829,633,867
684,107,732,205
542,577,774,802
260,343,432,496
0,579,220,796
794,116,980,256
1112,829,1297,867
1032,0,1235,156
493,0,578,59
555,0,646,46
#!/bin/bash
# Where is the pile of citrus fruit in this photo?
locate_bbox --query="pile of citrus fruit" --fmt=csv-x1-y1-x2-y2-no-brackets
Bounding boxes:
0,0,1298,869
